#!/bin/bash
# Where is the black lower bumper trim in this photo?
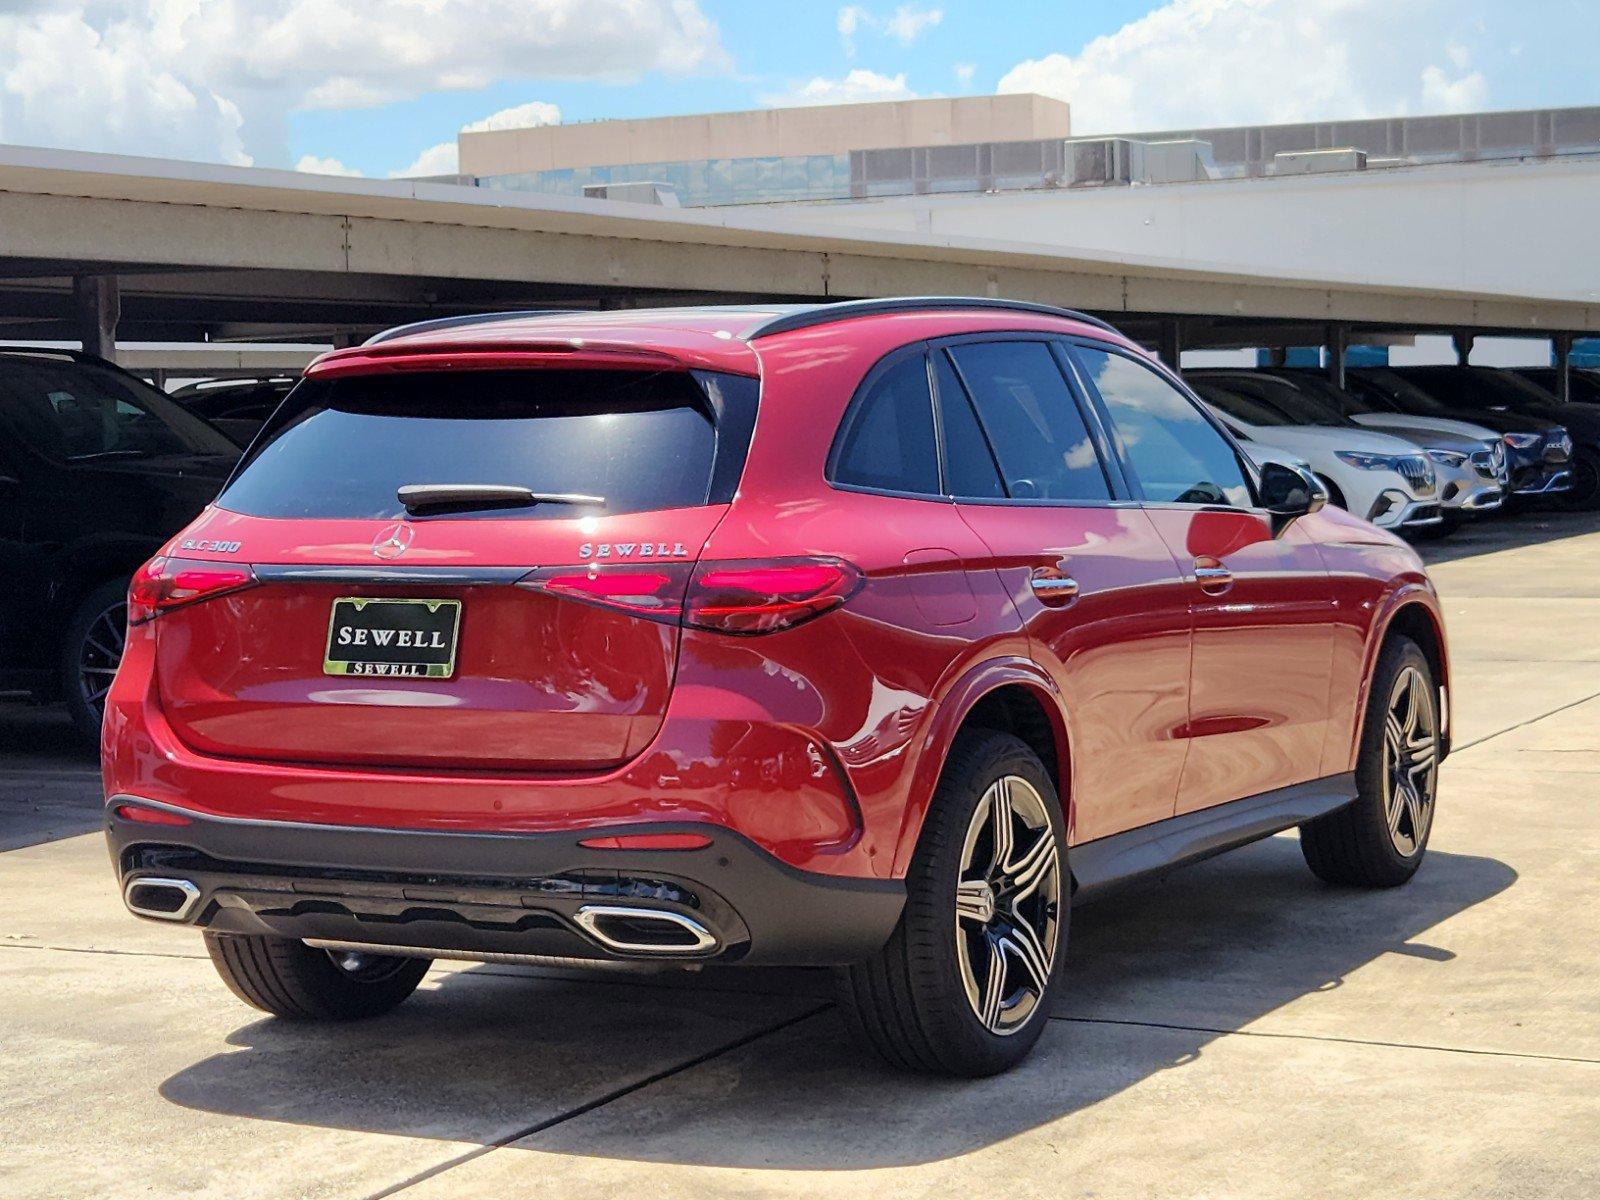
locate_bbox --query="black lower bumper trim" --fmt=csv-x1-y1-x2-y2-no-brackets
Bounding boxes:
107,799,904,967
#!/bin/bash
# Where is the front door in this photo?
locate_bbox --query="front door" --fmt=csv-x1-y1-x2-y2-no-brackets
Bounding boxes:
1065,341,1336,813
932,339,1194,843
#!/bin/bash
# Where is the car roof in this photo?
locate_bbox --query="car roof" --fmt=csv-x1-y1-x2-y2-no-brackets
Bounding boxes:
307,298,1133,381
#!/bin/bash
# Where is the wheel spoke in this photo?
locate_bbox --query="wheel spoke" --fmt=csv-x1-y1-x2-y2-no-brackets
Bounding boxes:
989,781,1014,876
979,934,1007,1031
1386,781,1407,837
1006,830,1057,903
1407,741,1437,776
1000,916,1053,997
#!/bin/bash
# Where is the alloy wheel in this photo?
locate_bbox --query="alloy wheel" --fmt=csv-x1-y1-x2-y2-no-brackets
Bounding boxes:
1382,665,1438,857
954,775,1062,1035
77,600,127,721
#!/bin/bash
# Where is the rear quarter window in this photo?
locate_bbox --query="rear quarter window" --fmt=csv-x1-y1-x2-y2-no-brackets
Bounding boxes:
218,368,755,520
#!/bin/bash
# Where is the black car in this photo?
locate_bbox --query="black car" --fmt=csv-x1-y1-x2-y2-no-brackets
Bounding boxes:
1346,368,1574,503
167,376,298,444
0,349,240,740
1391,366,1596,510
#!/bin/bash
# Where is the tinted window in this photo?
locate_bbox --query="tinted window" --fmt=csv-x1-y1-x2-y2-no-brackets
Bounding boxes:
1190,381,1292,427
221,369,729,520
832,355,940,495
947,341,1110,502
1075,347,1252,507
932,353,1005,498
0,358,237,462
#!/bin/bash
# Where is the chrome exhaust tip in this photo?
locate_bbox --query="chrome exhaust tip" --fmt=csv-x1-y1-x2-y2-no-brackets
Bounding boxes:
123,877,202,922
574,904,718,955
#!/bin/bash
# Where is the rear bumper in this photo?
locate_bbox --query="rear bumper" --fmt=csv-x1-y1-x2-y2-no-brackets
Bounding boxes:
107,799,904,968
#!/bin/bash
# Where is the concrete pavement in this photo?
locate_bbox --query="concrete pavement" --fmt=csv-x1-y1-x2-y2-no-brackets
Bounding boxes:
2,509,1597,1199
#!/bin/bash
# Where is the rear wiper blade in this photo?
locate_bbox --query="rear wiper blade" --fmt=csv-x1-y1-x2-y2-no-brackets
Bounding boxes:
397,483,605,514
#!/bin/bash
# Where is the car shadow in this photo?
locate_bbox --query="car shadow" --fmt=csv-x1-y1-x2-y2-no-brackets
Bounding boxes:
0,702,102,851
158,835,1516,1169
1414,505,1600,567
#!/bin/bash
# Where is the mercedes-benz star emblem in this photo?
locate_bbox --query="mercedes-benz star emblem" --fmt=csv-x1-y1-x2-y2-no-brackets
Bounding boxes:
372,523,414,559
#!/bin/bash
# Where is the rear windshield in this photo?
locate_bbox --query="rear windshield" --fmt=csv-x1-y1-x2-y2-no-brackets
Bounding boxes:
218,368,754,520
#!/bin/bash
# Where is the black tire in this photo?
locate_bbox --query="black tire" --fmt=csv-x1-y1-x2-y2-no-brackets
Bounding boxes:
1557,449,1600,511
1301,635,1439,887
834,730,1067,1077
60,578,130,746
204,933,430,1020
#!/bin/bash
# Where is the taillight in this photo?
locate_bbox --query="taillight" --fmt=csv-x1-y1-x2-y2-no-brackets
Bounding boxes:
522,556,861,635
127,556,258,624
520,563,693,618
686,558,862,635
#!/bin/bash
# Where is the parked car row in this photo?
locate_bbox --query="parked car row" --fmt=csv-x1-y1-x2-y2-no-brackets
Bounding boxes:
3,340,1597,753
1184,364,1593,535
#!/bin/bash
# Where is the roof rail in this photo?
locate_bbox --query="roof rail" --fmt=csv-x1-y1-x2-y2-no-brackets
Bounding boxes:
740,297,1125,340
0,344,98,363
365,310,580,346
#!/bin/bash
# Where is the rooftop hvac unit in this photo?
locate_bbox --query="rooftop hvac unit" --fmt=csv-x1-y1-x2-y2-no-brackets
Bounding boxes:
580,181,682,206
1273,148,1368,175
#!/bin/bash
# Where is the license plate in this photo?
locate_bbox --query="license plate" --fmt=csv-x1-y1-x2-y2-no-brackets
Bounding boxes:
323,597,461,679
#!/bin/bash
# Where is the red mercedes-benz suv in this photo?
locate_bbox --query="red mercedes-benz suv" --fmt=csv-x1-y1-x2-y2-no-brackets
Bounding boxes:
104,299,1448,1076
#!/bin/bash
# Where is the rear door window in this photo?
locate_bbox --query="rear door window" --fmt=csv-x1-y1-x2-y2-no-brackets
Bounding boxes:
946,340,1111,502
219,368,753,520
830,354,940,496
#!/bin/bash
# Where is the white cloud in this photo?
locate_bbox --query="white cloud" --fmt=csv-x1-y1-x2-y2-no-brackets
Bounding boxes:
998,0,1491,134
295,154,363,177
953,62,976,88
837,5,868,57
884,4,942,45
0,8,250,164
462,100,562,133
1420,64,1487,112
0,1,725,167
391,141,459,178
837,4,940,55
761,69,918,109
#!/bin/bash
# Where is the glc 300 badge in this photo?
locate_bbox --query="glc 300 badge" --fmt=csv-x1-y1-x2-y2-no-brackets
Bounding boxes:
579,541,689,560
179,538,242,553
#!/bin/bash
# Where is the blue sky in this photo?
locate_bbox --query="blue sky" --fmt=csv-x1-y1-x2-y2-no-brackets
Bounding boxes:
1,1,1594,179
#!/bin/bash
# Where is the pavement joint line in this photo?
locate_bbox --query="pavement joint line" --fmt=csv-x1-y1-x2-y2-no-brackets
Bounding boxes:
1450,689,1600,753
1048,1014,1600,1066
0,941,819,1002
0,940,207,962
364,1001,836,1200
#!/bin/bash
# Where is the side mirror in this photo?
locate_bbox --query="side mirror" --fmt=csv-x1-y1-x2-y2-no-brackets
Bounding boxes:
1258,462,1326,536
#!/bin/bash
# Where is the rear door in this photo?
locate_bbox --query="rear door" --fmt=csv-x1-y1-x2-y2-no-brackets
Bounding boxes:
933,337,1194,842
1065,341,1335,814
153,365,757,773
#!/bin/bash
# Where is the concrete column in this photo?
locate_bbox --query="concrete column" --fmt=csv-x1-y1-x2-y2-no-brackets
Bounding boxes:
331,327,359,349
1554,333,1574,403
1158,318,1183,370
1453,330,1475,366
73,275,120,362
1266,346,1288,367
1326,323,1349,389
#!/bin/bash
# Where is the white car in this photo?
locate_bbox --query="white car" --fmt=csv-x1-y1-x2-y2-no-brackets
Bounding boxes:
1203,369,1508,516
1190,381,1442,531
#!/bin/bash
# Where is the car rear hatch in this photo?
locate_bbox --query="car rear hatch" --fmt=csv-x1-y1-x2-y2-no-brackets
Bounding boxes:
147,353,758,773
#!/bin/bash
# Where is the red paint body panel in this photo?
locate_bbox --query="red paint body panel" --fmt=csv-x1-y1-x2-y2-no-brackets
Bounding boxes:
102,304,1448,891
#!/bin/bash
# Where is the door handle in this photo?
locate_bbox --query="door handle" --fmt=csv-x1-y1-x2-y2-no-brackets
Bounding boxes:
1029,568,1080,606
1193,561,1233,593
